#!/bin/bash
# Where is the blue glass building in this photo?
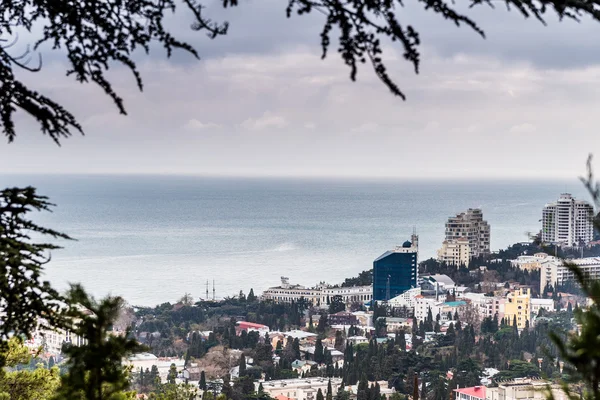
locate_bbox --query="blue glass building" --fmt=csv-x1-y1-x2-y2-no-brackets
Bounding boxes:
373,240,418,301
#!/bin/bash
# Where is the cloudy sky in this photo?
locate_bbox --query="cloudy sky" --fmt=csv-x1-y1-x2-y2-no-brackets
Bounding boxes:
1,0,600,179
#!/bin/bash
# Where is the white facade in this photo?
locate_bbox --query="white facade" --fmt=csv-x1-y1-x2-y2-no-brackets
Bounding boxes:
486,378,568,400
261,277,321,304
437,238,471,266
511,253,558,271
540,257,600,293
262,277,373,305
256,377,342,400
388,288,421,309
37,323,88,355
414,297,443,322
542,193,594,247
530,298,555,317
444,208,491,258
462,293,505,320
320,286,373,305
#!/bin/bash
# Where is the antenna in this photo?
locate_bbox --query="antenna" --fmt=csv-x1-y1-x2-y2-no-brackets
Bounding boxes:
212,280,215,301
206,280,209,301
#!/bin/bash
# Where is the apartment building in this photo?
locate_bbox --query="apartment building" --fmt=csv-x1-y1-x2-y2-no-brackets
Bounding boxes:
443,208,490,258
462,293,505,320
437,238,471,266
542,193,594,247
540,257,600,293
504,288,531,330
388,287,422,309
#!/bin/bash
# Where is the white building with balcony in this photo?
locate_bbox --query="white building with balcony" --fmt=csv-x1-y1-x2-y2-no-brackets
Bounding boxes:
542,193,594,247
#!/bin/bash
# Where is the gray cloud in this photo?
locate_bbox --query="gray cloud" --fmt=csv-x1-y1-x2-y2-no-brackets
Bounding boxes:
3,1,600,179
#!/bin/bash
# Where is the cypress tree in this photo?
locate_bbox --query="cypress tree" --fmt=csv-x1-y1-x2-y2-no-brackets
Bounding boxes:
200,370,207,390
317,388,325,400
413,373,419,400
239,353,247,377
248,288,257,302
327,379,333,400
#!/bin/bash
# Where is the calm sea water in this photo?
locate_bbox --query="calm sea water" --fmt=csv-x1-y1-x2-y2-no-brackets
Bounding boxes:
0,175,591,306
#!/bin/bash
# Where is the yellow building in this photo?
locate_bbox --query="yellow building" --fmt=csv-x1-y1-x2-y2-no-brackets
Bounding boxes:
504,288,531,330
437,238,471,267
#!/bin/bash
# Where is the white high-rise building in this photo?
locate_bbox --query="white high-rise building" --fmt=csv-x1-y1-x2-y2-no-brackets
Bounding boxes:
443,208,490,258
541,193,594,247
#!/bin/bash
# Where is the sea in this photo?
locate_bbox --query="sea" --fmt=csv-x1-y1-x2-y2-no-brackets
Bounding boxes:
0,175,591,306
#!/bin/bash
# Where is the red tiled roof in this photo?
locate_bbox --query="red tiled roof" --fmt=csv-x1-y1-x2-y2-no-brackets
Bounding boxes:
455,386,486,399
276,395,294,400
237,321,268,329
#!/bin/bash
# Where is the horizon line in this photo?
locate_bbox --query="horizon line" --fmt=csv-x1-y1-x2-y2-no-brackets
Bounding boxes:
0,171,585,182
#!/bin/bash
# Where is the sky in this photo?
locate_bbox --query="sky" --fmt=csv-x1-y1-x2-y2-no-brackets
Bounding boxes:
1,0,600,179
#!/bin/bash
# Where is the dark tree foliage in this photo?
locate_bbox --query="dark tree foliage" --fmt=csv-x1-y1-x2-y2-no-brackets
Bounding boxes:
0,187,71,349
329,295,346,314
4,0,600,144
54,285,146,400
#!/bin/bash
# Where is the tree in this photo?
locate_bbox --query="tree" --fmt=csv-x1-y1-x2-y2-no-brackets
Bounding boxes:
239,353,247,377
420,377,427,400
329,295,346,314
317,388,325,400
53,285,146,400
327,379,333,400
335,330,345,351
0,338,61,399
317,314,329,333
179,293,194,306
248,289,257,303
150,382,198,400
314,338,325,364
4,0,600,144
0,187,72,351
200,371,207,391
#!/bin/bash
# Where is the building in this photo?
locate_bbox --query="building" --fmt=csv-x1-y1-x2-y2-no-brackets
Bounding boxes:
328,311,359,326
36,318,89,355
454,386,486,400
373,237,418,301
485,378,568,400
388,287,421,309
414,296,441,322
504,288,531,330
540,257,600,293
256,377,343,400
379,317,412,332
420,274,456,297
511,253,558,271
444,208,490,258
531,298,555,318
542,193,594,247
320,286,373,305
437,238,471,266
261,277,322,304
462,293,505,320
235,321,270,335
262,278,372,306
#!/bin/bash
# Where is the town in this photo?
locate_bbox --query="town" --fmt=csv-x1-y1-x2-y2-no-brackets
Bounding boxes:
16,193,599,400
